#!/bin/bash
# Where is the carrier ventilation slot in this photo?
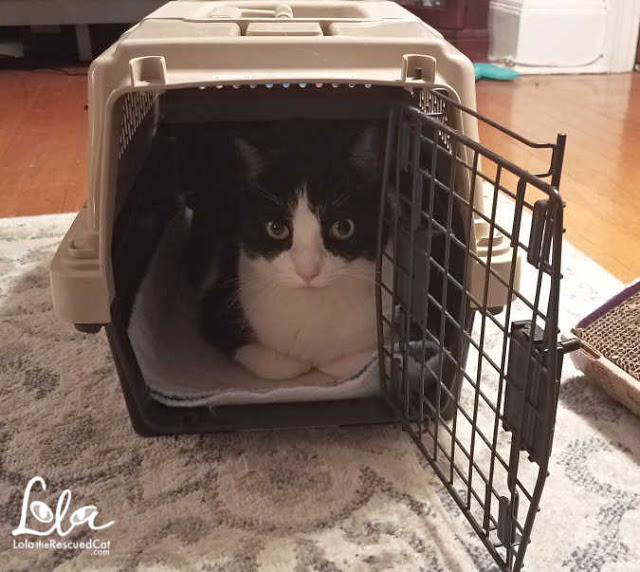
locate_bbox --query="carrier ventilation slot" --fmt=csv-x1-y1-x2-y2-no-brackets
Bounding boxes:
205,82,373,90
419,88,451,151
119,92,156,158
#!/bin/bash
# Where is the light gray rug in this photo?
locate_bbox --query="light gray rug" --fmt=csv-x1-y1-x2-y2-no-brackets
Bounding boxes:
1,213,639,572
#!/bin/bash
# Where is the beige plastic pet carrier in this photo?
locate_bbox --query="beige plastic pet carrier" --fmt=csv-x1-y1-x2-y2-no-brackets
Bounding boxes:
50,2,578,570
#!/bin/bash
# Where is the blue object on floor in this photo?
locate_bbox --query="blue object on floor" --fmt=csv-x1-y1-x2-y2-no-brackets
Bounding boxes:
473,63,520,81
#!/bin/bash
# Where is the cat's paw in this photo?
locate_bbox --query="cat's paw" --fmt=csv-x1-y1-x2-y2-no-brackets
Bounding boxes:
235,343,312,380
318,350,376,380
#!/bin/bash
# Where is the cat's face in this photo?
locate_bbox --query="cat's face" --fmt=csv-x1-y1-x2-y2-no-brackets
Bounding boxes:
236,121,384,289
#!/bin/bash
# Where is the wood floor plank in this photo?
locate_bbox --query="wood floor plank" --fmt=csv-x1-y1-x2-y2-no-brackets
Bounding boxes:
0,71,87,217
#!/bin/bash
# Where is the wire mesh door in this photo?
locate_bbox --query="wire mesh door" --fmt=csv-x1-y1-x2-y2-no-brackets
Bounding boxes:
375,89,568,571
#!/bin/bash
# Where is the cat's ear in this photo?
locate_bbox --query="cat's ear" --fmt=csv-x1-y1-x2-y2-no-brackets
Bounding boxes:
350,125,383,171
234,138,268,183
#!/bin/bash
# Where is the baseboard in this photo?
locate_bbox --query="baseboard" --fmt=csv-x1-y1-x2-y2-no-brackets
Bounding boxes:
605,0,640,73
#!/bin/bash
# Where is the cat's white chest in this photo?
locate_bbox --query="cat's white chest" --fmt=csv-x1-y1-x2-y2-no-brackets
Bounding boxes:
238,254,379,366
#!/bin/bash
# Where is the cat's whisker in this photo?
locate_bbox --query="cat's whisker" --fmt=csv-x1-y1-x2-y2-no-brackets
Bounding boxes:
330,192,350,208
333,270,379,285
257,187,285,207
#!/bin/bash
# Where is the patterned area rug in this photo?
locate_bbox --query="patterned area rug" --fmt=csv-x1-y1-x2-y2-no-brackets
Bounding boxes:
1,214,639,572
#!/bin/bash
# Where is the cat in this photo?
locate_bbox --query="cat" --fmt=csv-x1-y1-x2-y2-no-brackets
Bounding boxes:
196,119,391,380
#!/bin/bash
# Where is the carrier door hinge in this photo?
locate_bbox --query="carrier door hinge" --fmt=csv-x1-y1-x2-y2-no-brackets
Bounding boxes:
497,492,520,550
401,54,436,84
527,199,553,270
130,56,167,86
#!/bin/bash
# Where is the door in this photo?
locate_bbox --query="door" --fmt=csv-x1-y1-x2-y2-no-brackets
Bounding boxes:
376,87,571,571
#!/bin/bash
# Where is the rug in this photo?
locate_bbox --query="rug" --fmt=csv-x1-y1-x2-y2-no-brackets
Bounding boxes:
1,213,639,572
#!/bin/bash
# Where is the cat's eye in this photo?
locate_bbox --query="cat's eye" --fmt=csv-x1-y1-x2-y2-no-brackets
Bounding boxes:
265,220,290,240
330,219,355,240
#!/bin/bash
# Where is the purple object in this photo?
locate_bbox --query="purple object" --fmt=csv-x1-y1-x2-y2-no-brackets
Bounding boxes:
576,278,640,329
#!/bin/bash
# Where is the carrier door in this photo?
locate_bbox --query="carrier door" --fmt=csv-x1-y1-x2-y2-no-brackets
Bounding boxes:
376,89,570,572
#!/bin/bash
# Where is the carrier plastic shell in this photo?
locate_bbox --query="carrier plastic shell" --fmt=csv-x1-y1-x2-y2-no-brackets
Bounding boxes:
50,0,515,325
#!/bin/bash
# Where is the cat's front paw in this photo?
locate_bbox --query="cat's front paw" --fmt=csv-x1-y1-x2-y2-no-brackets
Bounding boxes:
318,350,376,380
235,343,312,380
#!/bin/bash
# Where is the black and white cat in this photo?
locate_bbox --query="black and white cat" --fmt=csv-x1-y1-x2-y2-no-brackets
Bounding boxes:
198,120,390,380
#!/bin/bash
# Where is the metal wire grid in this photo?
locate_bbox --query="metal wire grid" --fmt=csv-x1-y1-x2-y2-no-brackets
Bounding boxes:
375,90,566,572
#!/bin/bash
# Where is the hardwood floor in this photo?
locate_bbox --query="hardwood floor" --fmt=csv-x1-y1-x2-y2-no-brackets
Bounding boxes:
0,70,88,217
477,73,640,283
0,69,638,281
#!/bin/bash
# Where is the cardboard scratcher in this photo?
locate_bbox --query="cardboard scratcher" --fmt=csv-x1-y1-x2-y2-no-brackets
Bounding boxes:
571,279,640,416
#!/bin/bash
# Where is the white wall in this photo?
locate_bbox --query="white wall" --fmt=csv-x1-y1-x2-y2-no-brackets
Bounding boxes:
489,0,640,74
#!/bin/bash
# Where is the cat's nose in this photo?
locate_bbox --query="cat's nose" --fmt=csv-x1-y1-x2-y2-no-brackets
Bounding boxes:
297,268,320,284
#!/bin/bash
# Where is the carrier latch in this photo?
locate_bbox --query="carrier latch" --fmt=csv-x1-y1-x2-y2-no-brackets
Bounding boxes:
503,321,582,463
499,325,581,549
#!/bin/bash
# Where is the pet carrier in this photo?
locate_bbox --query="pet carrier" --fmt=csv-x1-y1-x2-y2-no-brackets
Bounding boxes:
50,2,580,570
